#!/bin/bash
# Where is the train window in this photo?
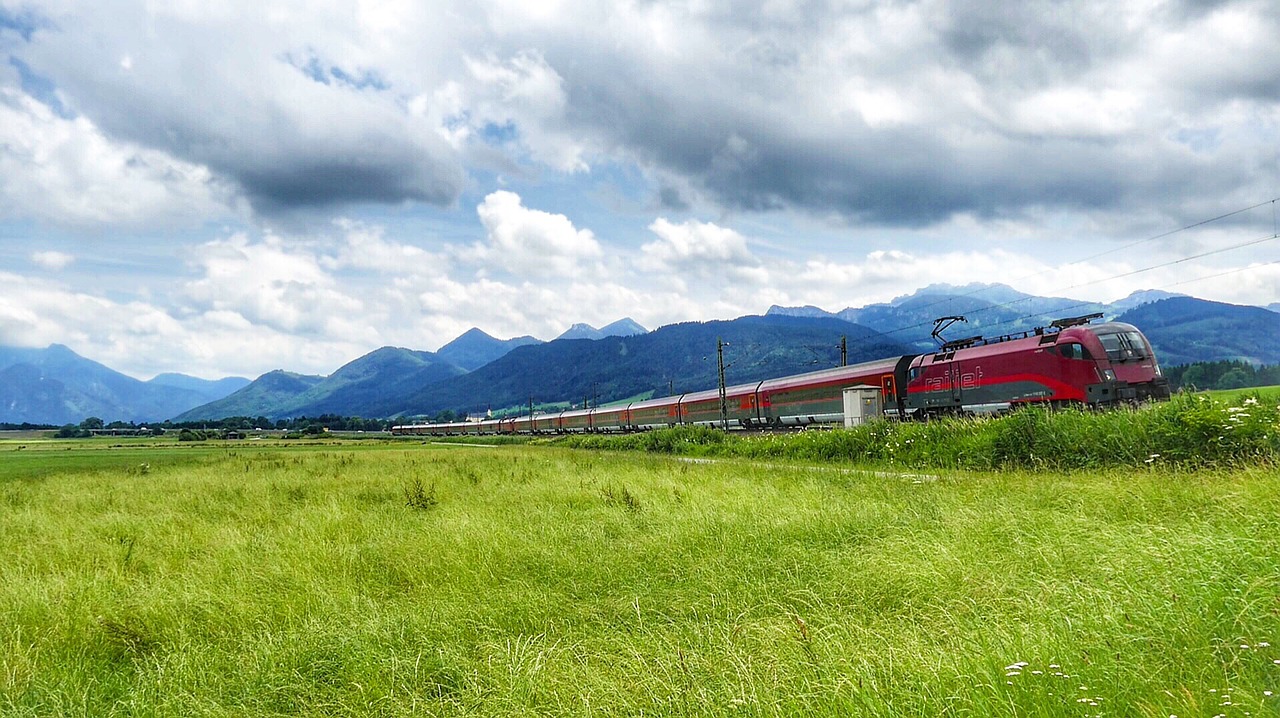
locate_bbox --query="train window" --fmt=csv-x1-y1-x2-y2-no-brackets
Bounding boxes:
1098,332,1144,362
1059,342,1091,360
909,367,922,381
1097,333,1124,361
1122,331,1148,359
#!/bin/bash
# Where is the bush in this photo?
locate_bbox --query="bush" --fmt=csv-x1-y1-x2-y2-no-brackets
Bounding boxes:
403,479,438,510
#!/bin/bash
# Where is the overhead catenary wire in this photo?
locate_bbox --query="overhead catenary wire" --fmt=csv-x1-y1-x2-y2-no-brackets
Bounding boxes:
873,196,1280,325
953,240,1280,338
839,198,1280,348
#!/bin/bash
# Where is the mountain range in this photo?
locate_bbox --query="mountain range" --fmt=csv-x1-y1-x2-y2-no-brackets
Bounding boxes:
4,290,1278,425
554,318,649,341
435,329,543,372
765,284,1193,352
0,345,249,425
172,347,465,422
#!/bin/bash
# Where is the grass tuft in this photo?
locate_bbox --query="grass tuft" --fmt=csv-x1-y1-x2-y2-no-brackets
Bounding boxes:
403,478,438,510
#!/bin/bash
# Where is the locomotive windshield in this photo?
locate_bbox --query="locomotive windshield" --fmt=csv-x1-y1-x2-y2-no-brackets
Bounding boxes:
1096,330,1148,362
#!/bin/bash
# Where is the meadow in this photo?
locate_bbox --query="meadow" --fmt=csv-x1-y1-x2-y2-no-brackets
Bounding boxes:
3,410,1280,716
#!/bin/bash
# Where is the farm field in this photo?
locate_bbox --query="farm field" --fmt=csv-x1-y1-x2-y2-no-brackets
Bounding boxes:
3,439,1280,716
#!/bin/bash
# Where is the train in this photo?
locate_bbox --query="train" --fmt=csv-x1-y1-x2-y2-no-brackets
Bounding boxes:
391,313,1170,436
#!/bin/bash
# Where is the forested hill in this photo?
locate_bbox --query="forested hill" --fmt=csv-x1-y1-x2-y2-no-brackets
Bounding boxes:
174,347,465,422
387,315,909,418
1114,297,1280,366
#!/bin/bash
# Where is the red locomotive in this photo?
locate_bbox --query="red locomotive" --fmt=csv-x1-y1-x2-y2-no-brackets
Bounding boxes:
392,313,1169,436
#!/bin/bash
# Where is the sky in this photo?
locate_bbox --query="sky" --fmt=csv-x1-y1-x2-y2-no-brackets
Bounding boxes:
1,0,1278,380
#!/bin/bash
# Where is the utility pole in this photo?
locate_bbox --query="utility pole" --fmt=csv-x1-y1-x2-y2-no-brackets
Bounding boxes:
529,396,535,432
840,335,847,367
717,337,729,430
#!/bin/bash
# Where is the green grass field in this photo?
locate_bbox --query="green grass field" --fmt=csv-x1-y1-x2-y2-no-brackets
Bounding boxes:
3,436,1280,716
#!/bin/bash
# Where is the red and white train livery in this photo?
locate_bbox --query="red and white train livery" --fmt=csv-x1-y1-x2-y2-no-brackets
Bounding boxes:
392,315,1169,436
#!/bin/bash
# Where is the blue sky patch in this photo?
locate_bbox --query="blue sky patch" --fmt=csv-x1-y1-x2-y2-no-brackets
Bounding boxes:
9,57,71,118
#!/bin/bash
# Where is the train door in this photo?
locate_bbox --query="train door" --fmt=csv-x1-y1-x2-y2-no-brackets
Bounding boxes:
950,362,963,407
891,355,915,418
743,381,765,426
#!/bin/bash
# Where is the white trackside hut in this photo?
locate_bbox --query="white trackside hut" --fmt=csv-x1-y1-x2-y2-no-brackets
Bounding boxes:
842,385,883,427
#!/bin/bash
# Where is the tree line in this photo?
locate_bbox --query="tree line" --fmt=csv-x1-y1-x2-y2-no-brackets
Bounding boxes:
1165,360,1280,392
52,414,398,438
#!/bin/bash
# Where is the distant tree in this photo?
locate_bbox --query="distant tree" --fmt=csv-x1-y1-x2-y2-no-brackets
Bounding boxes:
80,417,104,430
1179,364,1209,390
56,424,78,438
1216,368,1252,390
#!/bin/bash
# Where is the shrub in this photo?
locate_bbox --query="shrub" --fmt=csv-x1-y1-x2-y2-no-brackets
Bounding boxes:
403,479,438,510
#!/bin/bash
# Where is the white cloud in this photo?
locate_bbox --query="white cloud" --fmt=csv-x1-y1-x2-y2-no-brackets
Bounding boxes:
183,233,368,337
0,88,231,227
641,218,767,284
471,191,602,276
460,50,586,172
321,219,440,275
30,250,75,270
0,268,379,380
9,0,1279,229
19,1,468,213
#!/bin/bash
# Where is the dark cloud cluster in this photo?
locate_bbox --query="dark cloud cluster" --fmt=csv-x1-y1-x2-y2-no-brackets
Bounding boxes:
9,3,468,215
3,0,1277,230
538,0,1279,228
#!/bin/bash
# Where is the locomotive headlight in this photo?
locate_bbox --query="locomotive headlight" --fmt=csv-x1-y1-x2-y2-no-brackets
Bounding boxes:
1102,369,1116,382
1154,365,1163,376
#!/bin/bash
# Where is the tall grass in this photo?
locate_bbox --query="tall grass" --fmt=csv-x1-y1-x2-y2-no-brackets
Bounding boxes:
563,391,1280,471
2,441,1280,715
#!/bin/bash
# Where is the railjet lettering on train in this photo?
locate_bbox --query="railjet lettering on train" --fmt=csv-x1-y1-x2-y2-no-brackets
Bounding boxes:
393,314,1171,436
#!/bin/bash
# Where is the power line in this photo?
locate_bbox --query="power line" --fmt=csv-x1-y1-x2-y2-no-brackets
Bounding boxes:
1161,257,1280,290
976,229,1279,313
975,250,1280,337
870,196,1280,328
841,200,1280,347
